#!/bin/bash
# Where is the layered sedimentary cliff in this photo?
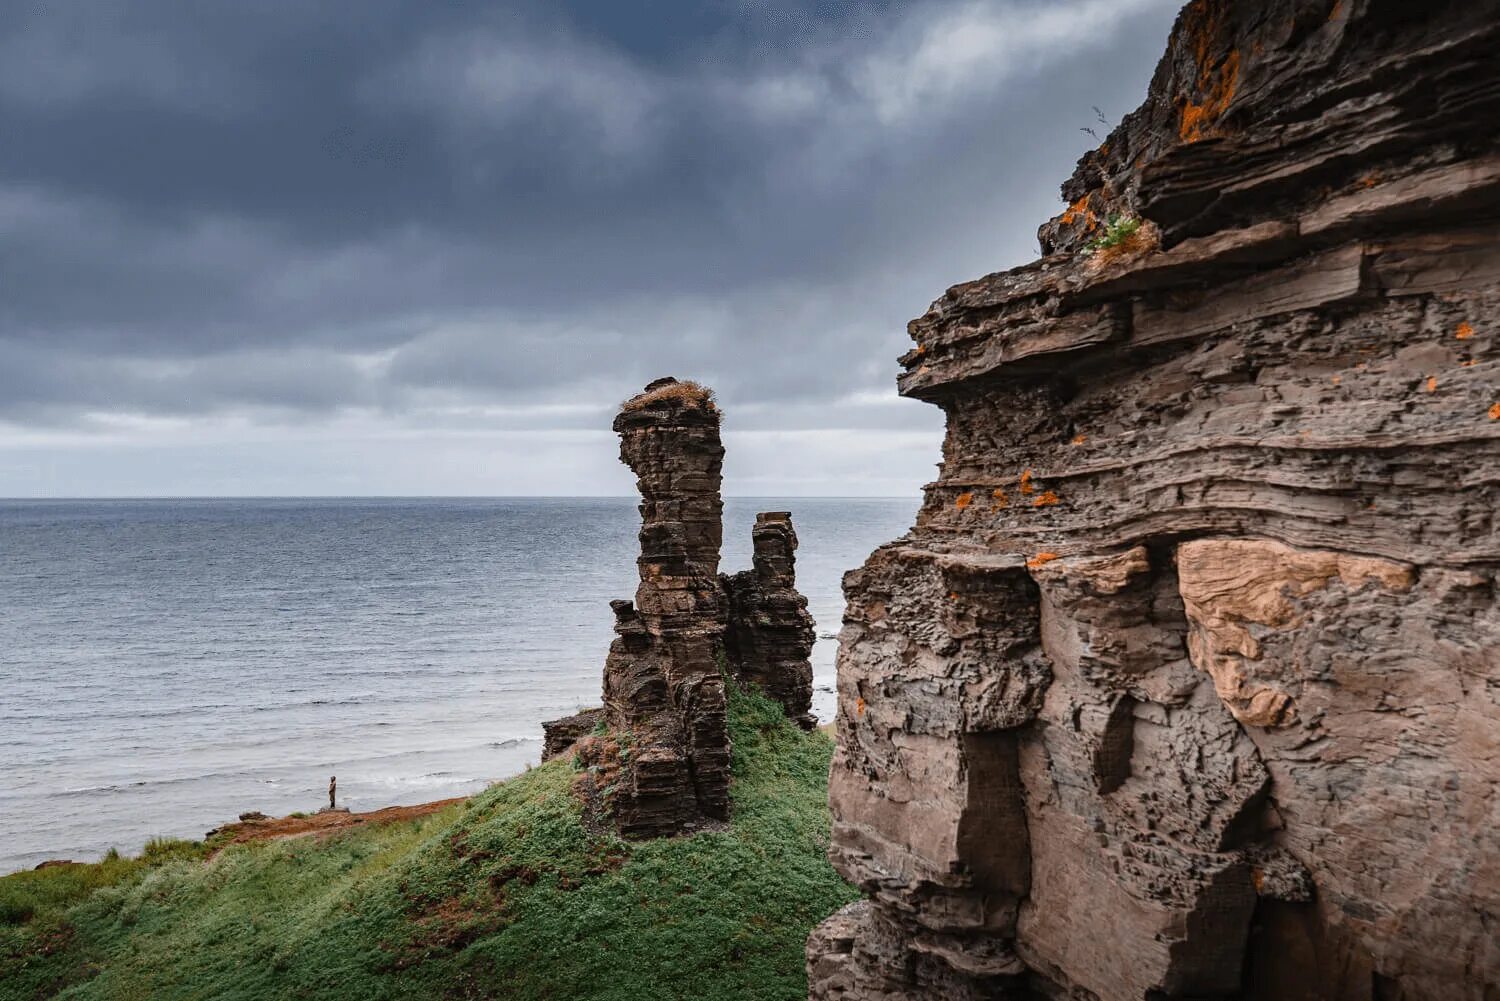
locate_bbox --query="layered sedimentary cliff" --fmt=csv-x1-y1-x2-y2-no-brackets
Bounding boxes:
810,1,1500,998
544,378,816,837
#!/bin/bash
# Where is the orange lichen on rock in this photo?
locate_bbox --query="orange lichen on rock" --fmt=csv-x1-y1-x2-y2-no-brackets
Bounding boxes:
1180,50,1240,142
1071,434,1088,445
1019,470,1035,495
1178,1,1241,143
1490,403,1500,420
855,697,866,718
1026,552,1061,570
1426,376,1439,393
1033,491,1061,508
991,488,1009,509
1060,194,1100,232
1457,322,1475,340
954,492,974,510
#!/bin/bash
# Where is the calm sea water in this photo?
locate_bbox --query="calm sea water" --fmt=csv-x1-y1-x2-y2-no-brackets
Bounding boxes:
0,497,914,873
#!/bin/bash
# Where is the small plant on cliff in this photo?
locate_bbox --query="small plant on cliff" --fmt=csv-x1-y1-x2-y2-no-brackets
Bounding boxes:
1086,214,1143,254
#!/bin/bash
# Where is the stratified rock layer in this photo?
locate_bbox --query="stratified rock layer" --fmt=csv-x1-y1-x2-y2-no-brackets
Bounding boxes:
549,379,818,837
723,512,818,729
810,2,1500,998
540,708,604,761
604,378,733,837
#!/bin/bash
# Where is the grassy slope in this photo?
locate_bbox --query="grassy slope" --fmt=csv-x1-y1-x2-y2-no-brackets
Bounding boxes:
1,686,856,1001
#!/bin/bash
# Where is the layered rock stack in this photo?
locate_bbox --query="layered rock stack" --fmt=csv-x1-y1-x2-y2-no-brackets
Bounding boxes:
809,2,1500,999
723,513,818,729
605,377,732,835
544,378,816,838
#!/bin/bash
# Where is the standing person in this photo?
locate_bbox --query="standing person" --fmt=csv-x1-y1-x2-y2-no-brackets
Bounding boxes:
328,775,337,811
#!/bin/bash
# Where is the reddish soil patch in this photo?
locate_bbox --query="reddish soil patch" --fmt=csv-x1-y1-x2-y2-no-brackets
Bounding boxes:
208,798,466,854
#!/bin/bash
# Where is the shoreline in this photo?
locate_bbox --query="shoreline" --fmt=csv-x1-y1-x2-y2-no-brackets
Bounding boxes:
15,797,470,875
16,724,841,875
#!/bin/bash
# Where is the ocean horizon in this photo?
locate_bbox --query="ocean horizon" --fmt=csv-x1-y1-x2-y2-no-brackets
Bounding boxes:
0,496,916,873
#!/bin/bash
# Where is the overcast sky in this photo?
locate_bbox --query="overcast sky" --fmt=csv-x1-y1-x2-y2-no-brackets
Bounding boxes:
0,0,1179,497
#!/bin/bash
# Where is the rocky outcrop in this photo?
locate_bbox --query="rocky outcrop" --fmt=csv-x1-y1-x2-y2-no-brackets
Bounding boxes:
601,378,734,837
540,708,604,761
810,2,1500,999
723,512,818,729
546,378,817,837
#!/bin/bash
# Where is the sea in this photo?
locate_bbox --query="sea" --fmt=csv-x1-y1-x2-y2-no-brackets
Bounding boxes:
0,497,916,874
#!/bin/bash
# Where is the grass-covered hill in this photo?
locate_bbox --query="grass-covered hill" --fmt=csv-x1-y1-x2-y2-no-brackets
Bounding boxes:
0,685,857,1001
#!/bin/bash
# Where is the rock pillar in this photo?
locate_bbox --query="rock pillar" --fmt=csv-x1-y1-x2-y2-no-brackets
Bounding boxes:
543,378,822,835
723,512,817,729
603,378,731,836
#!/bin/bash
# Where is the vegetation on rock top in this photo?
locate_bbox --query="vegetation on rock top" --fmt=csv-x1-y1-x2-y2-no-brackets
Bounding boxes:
619,379,718,415
1085,214,1144,255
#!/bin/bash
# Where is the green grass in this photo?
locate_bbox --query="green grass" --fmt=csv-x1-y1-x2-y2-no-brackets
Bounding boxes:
1086,213,1143,254
0,684,856,1001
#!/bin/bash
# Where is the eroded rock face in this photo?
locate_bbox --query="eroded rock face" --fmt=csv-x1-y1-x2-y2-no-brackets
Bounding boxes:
545,379,819,836
723,512,818,729
811,1,1500,997
604,378,733,837
540,708,604,761
1176,538,1415,728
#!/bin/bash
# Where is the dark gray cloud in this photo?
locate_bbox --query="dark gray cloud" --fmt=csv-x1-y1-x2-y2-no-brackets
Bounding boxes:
0,0,1181,494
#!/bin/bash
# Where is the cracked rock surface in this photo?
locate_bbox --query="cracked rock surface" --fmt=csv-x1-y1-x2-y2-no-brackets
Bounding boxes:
809,1,1500,997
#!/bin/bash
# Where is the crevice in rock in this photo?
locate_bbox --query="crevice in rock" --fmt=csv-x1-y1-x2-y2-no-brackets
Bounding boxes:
809,0,1500,995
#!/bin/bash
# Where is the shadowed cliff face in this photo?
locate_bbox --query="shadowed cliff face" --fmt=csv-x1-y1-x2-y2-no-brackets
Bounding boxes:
809,1,1500,998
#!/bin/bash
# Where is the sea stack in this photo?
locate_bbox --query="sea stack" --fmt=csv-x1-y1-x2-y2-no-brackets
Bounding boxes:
603,377,733,836
808,1,1500,999
543,378,818,838
723,512,817,729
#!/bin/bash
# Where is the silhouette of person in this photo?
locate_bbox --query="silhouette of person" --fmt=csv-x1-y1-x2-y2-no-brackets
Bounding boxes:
329,775,337,811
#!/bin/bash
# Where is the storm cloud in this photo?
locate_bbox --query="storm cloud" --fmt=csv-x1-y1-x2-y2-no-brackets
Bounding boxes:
0,0,1181,495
